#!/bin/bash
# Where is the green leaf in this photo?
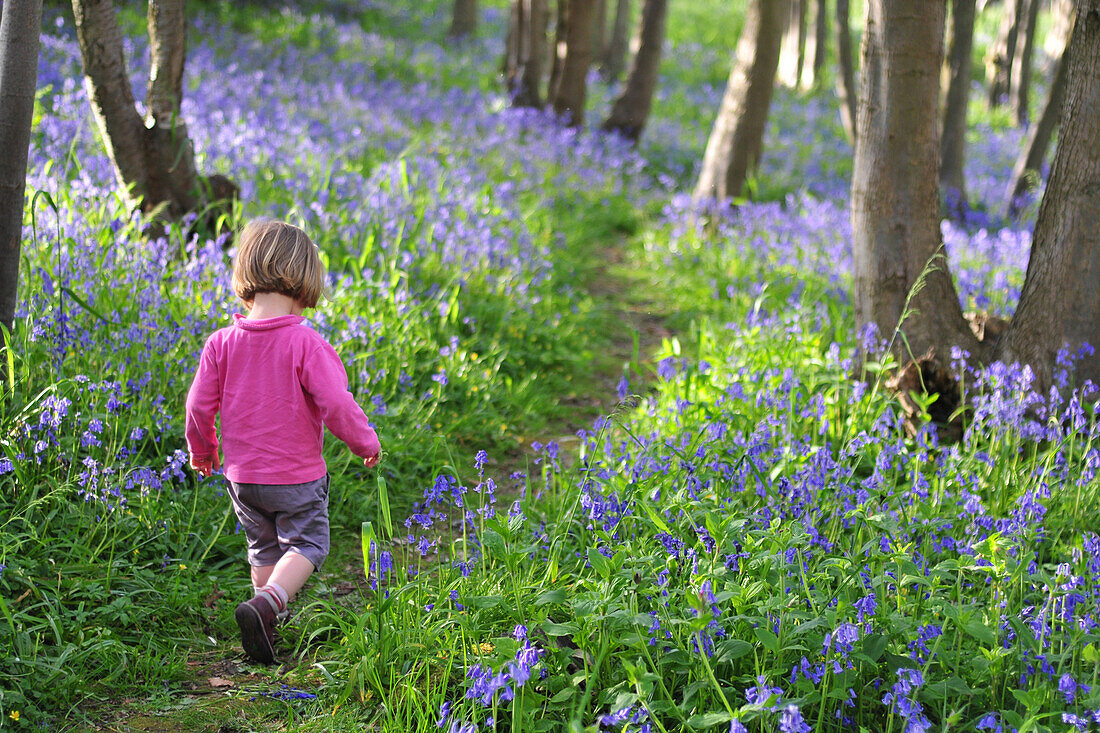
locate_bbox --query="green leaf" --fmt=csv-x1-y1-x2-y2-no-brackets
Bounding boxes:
686,712,732,729
376,474,393,539
536,589,567,607
588,548,612,579
753,627,780,654
481,529,507,557
964,618,996,646
861,633,888,662
641,502,673,535
542,621,579,637
715,639,754,664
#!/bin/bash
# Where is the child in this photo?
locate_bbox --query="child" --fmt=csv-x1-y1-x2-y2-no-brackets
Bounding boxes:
185,219,381,664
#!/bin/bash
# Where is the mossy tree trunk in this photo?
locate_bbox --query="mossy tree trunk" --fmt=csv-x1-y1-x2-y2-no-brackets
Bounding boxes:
0,0,43,333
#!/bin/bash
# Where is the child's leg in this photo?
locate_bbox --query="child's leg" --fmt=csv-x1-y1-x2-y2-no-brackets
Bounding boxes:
266,551,316,601
251,564,276,590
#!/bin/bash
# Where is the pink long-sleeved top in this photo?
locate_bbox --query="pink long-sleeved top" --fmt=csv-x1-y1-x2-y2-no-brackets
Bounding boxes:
185,314,381,484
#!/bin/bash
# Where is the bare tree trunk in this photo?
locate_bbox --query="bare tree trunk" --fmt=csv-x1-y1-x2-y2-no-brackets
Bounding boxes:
548,0,567,101
988,0,1022,107
602,0,631,79
1009,0,1039,124
1007,0,1075,214
73,0,201,218
449,0,478,38
811,0,828,85
852,0,980,363
602,0,667,142
835,0,857,143
504,0,523,91
552,0,595,126
941,0,976,211
521,0,549,107
694,0,788,201
592,0,607,61
778,0,808,87
998,0,1100,387
0,0,43,334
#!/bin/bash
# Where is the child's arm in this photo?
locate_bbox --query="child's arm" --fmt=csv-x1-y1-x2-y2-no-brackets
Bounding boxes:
300,341,382,463
185,338,222,476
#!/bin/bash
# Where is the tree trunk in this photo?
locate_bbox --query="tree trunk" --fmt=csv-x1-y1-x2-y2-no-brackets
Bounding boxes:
449,0,478,38
693,0,788,201
592,0,607,61
851,0,980,363
601,0,667,142
552,0,595,126
0,0,43,334
72,0,200,218
1007,0,1075,214
1009,0,1040,124
987,0,1022,107
941,0,976,210
998,0,1100,387
521,0,549,107
778,0,808,87
548,0,567,101
504,0,522,92
835,0,857,143
811,0,828,84
602,0,631,79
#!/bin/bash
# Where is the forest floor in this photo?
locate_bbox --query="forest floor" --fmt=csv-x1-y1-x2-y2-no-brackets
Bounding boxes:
87,237,671,733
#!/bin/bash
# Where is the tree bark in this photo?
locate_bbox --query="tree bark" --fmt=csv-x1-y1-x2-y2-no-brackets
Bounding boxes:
449,0,478,38
72,0,200,218
552,0,595,126
693,0,788,201
941,0,976,210
1007,0,1075,214
811,0,828,85
0,0,43,334
548,0,567,102
1009,0,1040,124
988,0,1022,107
851,0,980,363
601,0,666,142
998,0,1100,387
835,0,857,143
522,0,549,107
602,0,631,79
592,0,606,61
778,0,808,87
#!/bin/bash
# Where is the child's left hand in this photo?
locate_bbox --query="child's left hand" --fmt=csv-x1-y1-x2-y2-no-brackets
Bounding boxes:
190,453,220,477
363,452,380,468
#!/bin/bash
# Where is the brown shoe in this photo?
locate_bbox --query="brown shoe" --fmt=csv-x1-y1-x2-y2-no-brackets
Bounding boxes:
235,596,277,664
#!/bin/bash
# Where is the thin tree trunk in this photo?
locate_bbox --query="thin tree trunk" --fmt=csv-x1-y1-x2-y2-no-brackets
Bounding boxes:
0,0,43,334
811,0,828,85
449,0,478,38
694,0,788,201
941,0,976,210
73,0,200,217
1007,0,1075,214
602,0,667,142
602,0,631,79
1009,0,1040,124
988,0,1022,107
851,0,979,363
552,0,595,126
548,0,568,101
778,0,808,87
998,0,1100,387
516,0,548,108
592,0,607,61
504,0,523,92
835,0,857,143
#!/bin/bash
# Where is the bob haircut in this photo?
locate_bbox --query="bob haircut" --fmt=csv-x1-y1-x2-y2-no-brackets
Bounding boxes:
232,220,325,308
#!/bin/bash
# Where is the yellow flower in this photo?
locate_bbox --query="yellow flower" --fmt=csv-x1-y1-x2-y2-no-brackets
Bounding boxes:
9,710,20,721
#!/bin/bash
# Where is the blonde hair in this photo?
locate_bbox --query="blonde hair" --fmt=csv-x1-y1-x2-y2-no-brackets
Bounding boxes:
232,220,325,308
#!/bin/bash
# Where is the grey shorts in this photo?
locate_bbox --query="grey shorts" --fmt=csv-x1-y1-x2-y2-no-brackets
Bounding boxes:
227,474,330,571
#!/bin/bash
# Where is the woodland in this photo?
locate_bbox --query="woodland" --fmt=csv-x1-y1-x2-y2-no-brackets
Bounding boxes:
2,0,1100,731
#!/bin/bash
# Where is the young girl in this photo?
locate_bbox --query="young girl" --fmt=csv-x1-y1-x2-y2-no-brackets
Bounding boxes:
185,220,381,664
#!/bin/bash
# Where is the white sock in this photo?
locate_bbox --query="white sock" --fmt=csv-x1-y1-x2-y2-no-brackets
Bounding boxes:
256,582,289,613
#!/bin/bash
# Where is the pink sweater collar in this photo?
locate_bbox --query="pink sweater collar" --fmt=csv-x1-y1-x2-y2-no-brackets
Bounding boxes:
232,313,306,331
